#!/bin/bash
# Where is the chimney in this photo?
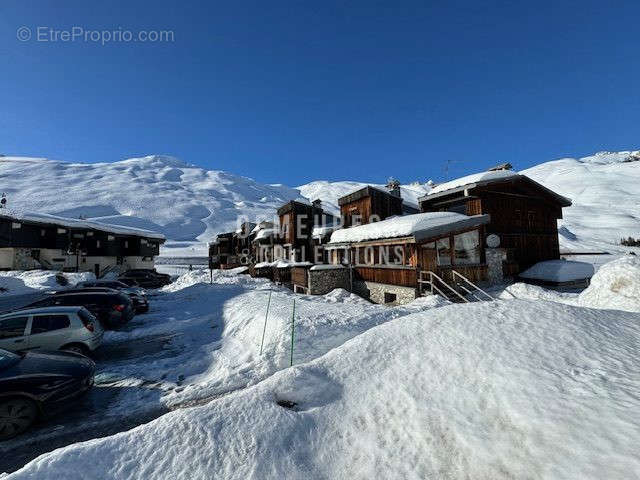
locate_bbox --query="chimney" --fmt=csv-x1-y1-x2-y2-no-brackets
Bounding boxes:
386,177,401,198
312,199,322,209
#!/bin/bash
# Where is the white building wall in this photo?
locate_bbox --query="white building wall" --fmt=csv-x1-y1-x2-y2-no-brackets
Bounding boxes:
0,248,15,269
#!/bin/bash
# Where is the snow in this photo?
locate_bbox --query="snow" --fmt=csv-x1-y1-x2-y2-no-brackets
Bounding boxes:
427,169,519,195
309,264,345,271
298,181,430,217
253,228,276,240
311,223,338,238
0,270,95,296
3,149,639,256
519,259,595,282
9,296,640,479
1,211,165,240
329,212,489,244
523,151,640,253
577,255,640,312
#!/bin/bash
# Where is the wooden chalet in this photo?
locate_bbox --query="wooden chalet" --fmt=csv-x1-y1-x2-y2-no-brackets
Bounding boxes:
324,212,491,304
418,168,571,275
277,199,330,263
338,181,418,228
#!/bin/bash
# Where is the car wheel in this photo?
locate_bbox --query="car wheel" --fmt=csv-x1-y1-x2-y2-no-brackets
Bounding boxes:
0,397,38,441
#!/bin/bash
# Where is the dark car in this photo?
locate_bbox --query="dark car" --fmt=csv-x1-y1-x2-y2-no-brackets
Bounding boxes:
0,348,95,440
119,269,171,289
59,287,149,314
23,292,135,329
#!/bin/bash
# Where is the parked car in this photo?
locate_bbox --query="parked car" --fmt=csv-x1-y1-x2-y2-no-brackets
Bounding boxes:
61,286,149,314
119,269,171,289
0,307,103,356
0,348,95,440
75,280,146,297
23,292,135,329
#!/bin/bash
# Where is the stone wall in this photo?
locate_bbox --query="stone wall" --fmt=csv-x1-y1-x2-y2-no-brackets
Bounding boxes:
486,248,508,285
352,280,417,306
308,266,350,295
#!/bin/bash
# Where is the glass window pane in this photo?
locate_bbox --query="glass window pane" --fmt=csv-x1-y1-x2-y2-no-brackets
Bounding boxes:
0,317,28,339
436,238,451,266
454,230,481,265
31,314,70,334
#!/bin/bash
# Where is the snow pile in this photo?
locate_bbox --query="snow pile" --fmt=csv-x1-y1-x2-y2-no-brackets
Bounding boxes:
578,256,640,312
427,169,519,195
519,259,595,282
0,270,95,296
329,212,488,244
11,299,640,479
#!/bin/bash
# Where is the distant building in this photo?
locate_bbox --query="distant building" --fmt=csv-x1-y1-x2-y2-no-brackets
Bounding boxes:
0,211,165,276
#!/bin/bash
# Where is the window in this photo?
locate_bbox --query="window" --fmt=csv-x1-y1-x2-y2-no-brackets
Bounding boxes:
11,222,21,229
57,228,67,234
453,230,481,265
436,237,451,266
527,211,536,229
384,292,397,304
447,203,467,214
31,315,70,334
0,317,28,339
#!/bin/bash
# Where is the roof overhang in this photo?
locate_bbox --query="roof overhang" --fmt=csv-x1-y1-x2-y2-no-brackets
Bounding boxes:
418,175,572,207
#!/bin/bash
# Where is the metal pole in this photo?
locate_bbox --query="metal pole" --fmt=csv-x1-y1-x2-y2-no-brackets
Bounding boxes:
259,290,272,355
290,298,296,367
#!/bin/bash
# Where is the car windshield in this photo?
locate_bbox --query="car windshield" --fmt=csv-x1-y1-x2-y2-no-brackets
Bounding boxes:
0,349,20,369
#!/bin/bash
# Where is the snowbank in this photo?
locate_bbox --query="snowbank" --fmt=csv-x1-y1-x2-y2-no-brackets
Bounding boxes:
0,270,95,296
519,259,595,282
578,256,640,312
11,299,640,479
329,212,489,244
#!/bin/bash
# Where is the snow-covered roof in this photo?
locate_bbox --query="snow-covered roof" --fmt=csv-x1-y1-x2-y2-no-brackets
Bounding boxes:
253,228,276,241
329,212,490,244
421,169,572,207
312,224,339,239
310,264,346,271
0,211,165,240
428,170,519,196
519,260,595,283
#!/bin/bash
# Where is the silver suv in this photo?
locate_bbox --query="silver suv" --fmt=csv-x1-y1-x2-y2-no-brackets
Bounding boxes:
0,306,103,356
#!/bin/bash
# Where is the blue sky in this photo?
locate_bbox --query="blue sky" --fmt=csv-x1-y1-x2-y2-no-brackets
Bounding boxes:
1,1,639,185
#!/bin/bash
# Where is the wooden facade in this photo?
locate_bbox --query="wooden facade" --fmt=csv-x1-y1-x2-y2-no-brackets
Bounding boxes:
339,186,404,227
277,201,328,262
419,174,570,273
328,222,490,289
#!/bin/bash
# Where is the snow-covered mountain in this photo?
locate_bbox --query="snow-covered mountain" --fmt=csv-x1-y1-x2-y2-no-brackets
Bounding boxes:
1,150,638,256
0,155,430,256
523,150,640,253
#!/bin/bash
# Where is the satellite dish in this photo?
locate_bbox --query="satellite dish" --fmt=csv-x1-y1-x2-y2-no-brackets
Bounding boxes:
486,234,501,248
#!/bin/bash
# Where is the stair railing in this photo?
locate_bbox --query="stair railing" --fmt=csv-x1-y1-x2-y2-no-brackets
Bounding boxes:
451,270,494,301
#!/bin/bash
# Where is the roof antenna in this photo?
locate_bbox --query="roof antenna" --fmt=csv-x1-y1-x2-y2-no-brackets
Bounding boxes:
442,159,463,180
0,193,6,209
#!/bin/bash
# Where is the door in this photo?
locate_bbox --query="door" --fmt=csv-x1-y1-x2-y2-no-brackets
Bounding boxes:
94,264,100,278
0,315,30,352
418,243,438,272
28,314,72,351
